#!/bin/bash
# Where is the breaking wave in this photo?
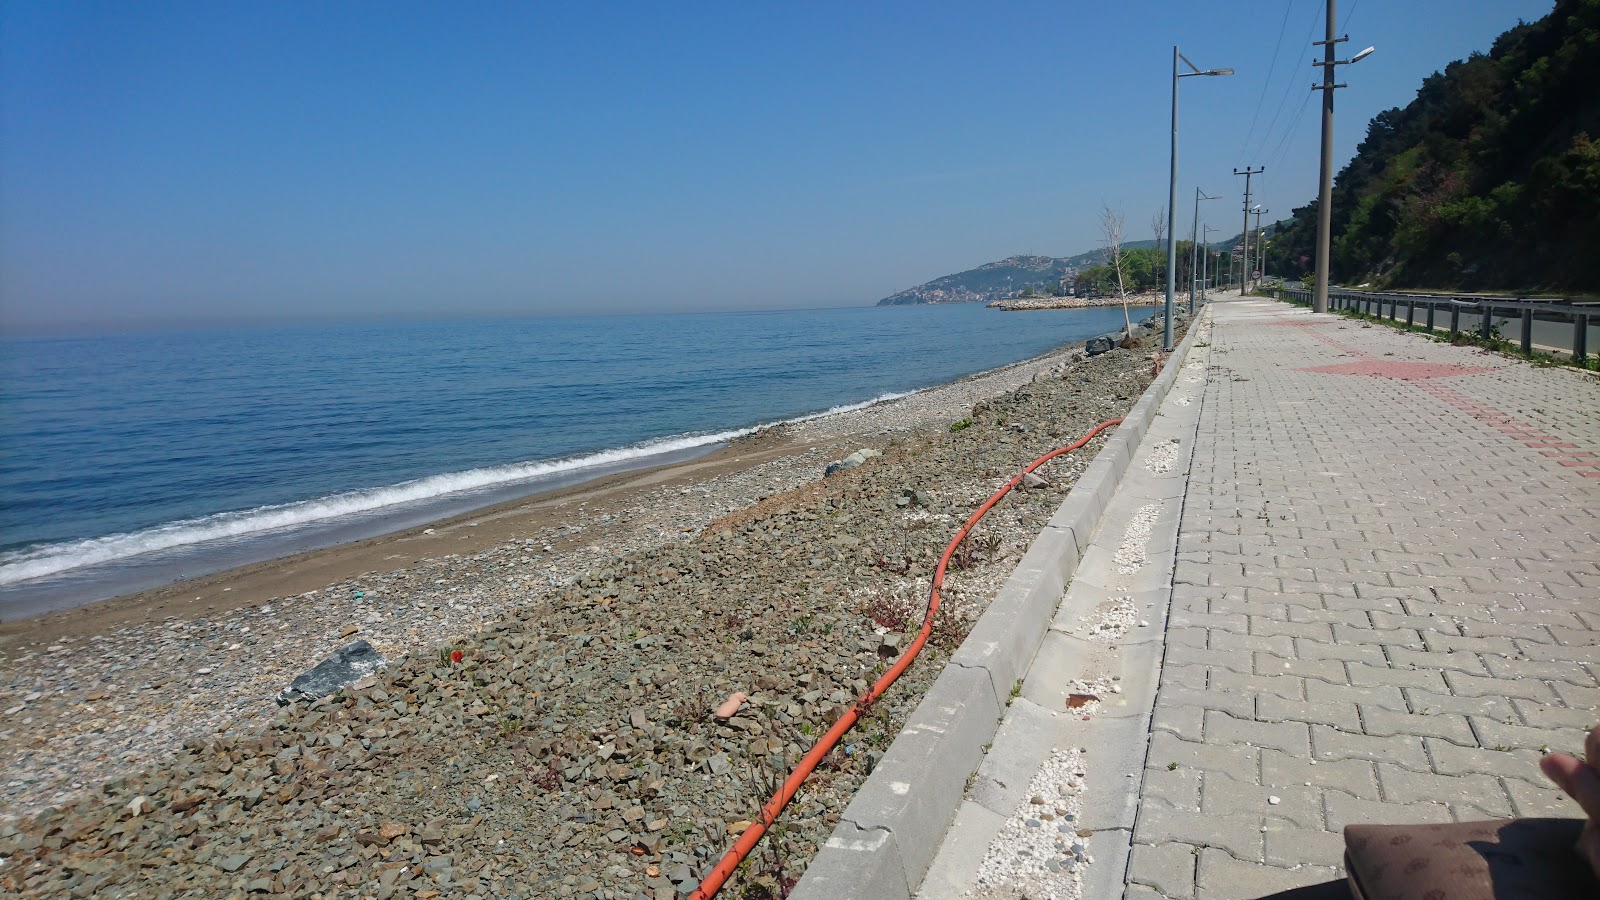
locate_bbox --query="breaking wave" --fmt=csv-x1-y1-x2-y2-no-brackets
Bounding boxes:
0,390,914,586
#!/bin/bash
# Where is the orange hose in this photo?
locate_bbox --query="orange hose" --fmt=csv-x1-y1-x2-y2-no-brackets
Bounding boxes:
689,418,1124,899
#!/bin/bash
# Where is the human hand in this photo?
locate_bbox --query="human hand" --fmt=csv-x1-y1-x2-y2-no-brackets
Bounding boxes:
1539,723,1600,880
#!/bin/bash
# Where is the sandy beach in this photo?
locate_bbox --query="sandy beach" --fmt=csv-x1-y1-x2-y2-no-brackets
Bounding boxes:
0,332,1166,899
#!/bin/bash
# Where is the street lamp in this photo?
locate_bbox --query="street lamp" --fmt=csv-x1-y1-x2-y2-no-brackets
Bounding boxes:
1189,187,1218,314
1200,223,1219,306
1166,46,1233,351
1312,0,1374,314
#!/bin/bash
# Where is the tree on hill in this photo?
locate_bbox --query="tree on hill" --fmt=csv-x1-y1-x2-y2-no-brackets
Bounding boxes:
1265,0,1600,292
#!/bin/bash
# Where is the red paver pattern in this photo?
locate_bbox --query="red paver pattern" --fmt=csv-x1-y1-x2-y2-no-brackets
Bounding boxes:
1296,360,1500,380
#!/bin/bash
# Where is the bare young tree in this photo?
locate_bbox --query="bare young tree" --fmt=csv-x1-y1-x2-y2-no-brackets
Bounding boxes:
1151,206,1167,249
1101,204,1133,334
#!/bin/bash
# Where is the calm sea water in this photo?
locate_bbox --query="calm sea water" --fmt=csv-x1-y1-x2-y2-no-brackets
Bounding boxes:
0,303,1147,615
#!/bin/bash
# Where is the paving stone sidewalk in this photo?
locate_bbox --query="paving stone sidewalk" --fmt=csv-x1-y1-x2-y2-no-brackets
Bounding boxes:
1128,298,1600,899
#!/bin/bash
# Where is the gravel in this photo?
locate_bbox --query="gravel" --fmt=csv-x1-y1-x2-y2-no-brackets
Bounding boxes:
0,337,1162,899
966,747,1093,900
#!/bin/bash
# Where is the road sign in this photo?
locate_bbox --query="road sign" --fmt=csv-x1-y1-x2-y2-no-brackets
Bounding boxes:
1252,270,1261,279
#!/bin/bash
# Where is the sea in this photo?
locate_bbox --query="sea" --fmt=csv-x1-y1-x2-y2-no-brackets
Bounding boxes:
0,302,1151,617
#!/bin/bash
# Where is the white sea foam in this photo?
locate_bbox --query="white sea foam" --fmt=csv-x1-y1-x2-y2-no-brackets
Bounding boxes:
0,391,915,586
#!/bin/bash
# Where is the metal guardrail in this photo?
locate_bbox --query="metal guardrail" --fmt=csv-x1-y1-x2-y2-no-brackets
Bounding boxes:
1274,286,1597,362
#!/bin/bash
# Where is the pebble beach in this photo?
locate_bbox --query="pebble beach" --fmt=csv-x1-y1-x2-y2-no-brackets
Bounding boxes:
0,335,1162,899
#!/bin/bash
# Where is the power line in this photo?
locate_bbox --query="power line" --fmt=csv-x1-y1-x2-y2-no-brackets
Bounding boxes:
1263,89,1313,172
1342,0,1360,32
1238,0,1297,160
1250,0,1325,162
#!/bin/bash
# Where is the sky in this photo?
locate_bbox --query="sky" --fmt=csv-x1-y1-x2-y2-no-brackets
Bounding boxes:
0,0,1558,330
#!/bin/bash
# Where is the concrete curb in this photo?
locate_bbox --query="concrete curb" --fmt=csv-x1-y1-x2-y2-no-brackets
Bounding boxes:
790,315,1206,900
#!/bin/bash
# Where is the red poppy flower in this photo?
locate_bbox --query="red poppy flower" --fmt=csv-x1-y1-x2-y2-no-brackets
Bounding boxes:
450,650,464,664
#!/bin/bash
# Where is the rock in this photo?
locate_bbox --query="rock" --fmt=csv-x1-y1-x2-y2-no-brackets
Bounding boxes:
1085,335,1116,357
275,640,386,706
712,692,746,721
126,795,151,817
822,448,881,477
215,853,251,873
340,625,360,639
1021,472,1051,489
170,795,204,814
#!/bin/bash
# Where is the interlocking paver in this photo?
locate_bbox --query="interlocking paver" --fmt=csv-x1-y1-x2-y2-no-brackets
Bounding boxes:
1443,668,1560,702
1200,776,1321,830
1133,805,1264,860
1357,705,1476,744
1118,299,1600,897
1128,843,1198,900
1423,737,1545,786
1401,687,1516,720
1374,764,1513,816
1323,790,1453,832
1194,847,1337,900
1309,724,1432,770
1203,710,1310,755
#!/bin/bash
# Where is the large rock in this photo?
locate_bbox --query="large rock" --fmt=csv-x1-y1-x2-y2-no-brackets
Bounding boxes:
824,448,882,477
1085,335,1116,357
275,640,386,706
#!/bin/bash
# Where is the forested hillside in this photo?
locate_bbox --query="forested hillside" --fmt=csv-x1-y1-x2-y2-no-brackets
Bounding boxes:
1265,0,1600,292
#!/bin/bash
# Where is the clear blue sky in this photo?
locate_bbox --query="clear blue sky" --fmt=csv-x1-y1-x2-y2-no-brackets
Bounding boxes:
0,1,1556,329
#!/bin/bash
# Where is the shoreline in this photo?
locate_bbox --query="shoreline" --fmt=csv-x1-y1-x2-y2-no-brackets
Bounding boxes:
0,335,1124,814
0,330,1165,897
988,291,1165,311
0,336,1079,643
0,308,1143,623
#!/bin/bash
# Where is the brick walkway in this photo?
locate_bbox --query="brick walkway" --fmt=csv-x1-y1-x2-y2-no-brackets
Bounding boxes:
1127,298,1600,898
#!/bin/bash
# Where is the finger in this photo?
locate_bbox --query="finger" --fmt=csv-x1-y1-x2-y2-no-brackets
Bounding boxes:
1587,724,1600,768
1543,752,1600,821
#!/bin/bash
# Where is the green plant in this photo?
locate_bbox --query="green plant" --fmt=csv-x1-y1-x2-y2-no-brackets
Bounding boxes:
1008,679,1022,703
949,418,974,433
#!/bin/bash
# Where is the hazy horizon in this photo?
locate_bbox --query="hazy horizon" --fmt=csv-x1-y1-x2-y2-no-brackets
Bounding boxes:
1,1,1555,330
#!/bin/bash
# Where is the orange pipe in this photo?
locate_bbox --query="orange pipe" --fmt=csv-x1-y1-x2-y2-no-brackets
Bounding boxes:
689,418,1124,899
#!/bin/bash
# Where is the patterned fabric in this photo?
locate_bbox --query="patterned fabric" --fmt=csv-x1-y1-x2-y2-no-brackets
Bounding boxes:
1344,819,1596,900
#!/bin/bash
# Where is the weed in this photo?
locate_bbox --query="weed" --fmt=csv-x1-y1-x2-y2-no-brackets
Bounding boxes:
1167,761,1178,771
1008,679,1023,703
530,755,562,792
928,607,971,654
862,595,912,632
948,532,1002,571
949,418,974,433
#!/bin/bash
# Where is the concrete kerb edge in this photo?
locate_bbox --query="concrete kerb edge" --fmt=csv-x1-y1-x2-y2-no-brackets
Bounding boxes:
789,324,1205,900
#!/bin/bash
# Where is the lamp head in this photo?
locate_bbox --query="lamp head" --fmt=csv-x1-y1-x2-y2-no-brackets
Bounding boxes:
1351,46,1375,63
1206,68,1235,76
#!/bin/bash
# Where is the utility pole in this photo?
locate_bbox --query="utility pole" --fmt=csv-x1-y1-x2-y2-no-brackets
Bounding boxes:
1234,166,1263,295
1252,207,1269,283
1201,223,1219,307
1190,187,1217,313
1312,1,1374,313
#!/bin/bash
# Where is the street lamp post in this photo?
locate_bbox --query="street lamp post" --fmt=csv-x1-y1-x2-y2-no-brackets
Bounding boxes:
1312,0,1374,314
1190,187,1218,314
1201,223,1219,306
1166,46,1233,351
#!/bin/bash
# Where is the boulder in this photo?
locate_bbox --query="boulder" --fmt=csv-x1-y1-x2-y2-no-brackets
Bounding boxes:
275,640,386,706
1085,335,1116,357
823,448,882,476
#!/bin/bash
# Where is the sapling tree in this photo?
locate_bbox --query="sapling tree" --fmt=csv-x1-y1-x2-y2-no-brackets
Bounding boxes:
1102,204,1133,334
